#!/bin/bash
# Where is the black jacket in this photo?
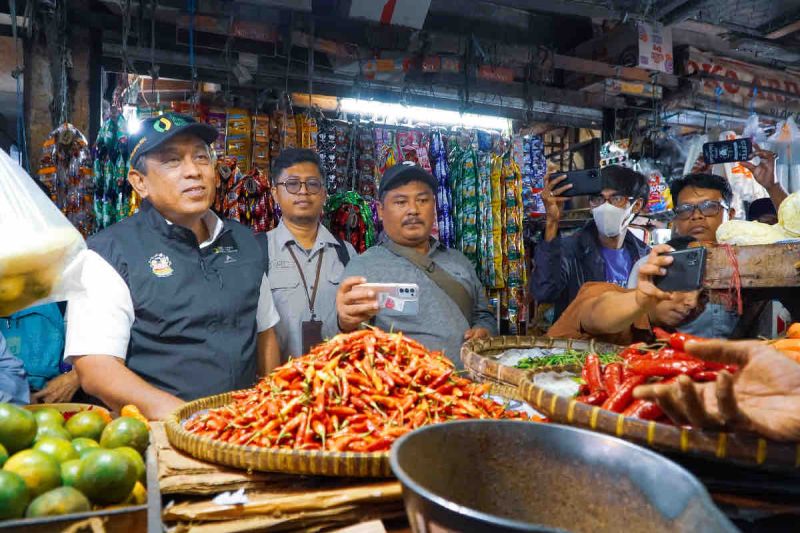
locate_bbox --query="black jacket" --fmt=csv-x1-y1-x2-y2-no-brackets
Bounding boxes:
531,221,650,320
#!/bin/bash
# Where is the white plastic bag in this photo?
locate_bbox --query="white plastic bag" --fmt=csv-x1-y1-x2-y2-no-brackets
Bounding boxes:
767,115,800,194
742,113,768,146
0,148,86,315
682,134,708,176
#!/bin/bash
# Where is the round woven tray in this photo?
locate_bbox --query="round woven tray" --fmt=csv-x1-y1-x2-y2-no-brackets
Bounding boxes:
165,391,391,477
166,382,525,478
518,372,800,472
461,335,622,397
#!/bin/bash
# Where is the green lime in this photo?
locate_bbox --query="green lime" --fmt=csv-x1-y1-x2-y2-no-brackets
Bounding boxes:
75,449,137,505
99,417,149,455
33,437,79,465
0,443,7,468
65,411,107,441
114,446,145,484
0,403,36,454
35,423,72,443
33,408,65,427
71,438,101,458
2,450,61,498
0,470,29,519
60,459,81,487
25,486,91,517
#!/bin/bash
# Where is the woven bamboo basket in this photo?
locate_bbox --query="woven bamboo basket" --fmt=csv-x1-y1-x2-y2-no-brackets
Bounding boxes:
518,373,800,472
461,335,622,399
165,391,392,478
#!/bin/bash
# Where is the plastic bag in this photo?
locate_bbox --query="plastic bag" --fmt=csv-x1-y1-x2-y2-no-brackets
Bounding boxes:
742,113,768,146
767,115,800,194
682,134,708,176
635,158,672,214
0,148,86,316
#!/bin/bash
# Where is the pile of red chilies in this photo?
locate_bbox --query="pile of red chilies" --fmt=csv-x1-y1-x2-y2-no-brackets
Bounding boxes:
185,329,528,452
576,328,739,421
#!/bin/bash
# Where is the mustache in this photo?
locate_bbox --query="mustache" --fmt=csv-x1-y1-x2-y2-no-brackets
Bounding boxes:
402,217,424,226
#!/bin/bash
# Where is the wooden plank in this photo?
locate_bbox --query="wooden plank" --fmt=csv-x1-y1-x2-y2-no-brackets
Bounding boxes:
703,243,800,290
765,18,800,40
553,53,679,88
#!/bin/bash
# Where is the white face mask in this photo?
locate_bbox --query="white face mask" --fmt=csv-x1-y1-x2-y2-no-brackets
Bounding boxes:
592,202,636,238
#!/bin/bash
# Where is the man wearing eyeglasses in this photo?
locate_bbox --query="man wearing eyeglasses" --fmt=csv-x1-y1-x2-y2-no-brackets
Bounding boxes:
628,171,749,338
532,165,650,320
265,149,356,366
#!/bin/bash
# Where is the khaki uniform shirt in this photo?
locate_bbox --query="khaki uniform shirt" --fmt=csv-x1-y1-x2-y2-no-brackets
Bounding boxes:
266,221,356,361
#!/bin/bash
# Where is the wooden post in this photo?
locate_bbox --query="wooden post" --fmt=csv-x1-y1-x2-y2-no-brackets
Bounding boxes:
703,243,800,290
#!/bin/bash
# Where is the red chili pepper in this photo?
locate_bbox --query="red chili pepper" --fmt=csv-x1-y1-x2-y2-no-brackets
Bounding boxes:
601,375,646,413
429,369,453,389
622,399,663,420
603,363,623,396
652,327,671,342
583,353,605,393
666,331,706,352
618,343,646,360
627,358,706,377
576,391,608,406
691,370,719,382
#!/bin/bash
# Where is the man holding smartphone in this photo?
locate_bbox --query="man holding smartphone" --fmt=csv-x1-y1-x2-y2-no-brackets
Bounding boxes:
532,165,650,320
327,163,497,367
548,240,702,345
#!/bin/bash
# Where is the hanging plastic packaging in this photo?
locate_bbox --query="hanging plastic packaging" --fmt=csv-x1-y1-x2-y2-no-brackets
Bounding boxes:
682,134,708,176
767,115,800,194
742,113,768,146
0,148,86,315
719,131,767,216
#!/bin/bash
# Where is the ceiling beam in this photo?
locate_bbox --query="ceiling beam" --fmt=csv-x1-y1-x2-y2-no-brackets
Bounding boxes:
101,43,605,127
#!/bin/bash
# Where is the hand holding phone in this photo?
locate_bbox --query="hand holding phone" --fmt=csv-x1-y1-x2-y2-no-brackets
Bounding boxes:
702,139,753,165
653,247,706,292
557,168,603,197
355,283,420,316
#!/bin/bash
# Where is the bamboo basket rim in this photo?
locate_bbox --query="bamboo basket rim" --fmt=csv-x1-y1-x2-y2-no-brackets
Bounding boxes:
517,370,800,472
165,390,391,478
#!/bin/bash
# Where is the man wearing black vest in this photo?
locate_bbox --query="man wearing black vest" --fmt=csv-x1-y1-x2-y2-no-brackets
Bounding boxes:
65,113,280,420
265,149,356,365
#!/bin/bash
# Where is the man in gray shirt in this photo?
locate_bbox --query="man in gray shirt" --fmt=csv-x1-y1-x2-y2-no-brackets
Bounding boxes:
327,163,496,367
267,149,356,365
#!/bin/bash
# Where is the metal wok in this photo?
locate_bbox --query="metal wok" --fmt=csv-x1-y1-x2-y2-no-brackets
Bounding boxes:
390,420,737,533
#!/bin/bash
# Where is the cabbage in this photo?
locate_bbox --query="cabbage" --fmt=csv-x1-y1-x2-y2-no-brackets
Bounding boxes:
778,191,800,237
716,220,788,245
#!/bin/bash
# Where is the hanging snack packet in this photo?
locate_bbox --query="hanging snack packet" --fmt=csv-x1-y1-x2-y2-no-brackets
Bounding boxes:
0,149,86,315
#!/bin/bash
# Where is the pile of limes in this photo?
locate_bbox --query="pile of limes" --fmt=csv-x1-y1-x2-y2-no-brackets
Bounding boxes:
0,404,149,519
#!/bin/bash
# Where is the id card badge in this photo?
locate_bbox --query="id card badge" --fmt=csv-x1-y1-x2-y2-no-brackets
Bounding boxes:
301,319,323,354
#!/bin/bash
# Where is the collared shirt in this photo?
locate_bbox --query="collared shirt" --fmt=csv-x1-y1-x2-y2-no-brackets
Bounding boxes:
0,332,30,405
266,220,356,360
65,204,280,400
322,235,497,368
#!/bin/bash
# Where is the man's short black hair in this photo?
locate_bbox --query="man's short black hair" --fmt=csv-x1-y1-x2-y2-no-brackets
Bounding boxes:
600,165,649,202
670,173,733,205
272,148,324,181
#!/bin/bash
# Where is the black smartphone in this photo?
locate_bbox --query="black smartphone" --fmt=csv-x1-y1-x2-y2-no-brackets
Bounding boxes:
654,247,707,292
558,168,602,197
702,138,753,165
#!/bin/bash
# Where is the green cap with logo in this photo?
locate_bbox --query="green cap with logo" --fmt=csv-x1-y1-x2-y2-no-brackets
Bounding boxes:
129,113,218,167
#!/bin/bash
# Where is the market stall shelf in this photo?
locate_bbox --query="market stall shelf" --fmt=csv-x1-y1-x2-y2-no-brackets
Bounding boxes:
518,374,800,473
703,242,800,290
166,391,392,478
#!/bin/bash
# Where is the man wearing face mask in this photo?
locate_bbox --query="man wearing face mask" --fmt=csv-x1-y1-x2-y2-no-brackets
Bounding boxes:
532,165,650,320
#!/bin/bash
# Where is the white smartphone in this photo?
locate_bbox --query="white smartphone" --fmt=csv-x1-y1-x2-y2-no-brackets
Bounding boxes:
356,283,420,315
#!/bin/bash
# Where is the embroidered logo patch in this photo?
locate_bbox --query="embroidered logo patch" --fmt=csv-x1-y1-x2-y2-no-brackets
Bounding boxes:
148,253,174,278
